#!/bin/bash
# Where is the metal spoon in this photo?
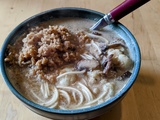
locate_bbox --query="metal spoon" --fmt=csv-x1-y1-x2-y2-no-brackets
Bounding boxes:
90,0,150,30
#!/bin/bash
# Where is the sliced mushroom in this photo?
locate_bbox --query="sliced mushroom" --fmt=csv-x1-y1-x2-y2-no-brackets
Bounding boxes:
121,71,132,80
102,54,114,75
98,43,126,53
103,60,112,75
101,55,108,67
92,31,102,36
101,54,113,68
76,60,99,71
108,43,125,49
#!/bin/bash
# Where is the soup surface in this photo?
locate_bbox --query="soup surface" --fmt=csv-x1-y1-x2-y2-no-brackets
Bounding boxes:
5,18,133,109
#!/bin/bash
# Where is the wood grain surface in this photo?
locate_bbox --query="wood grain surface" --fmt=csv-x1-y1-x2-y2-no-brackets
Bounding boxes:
0,0,160,120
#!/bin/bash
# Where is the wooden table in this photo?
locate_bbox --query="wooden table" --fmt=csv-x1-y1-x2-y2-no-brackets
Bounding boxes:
0,0,160,120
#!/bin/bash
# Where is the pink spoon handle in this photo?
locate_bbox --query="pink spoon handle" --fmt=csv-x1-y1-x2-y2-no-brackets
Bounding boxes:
110,0,150,21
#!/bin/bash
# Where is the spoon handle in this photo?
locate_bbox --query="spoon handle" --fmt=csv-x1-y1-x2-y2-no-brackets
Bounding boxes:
110,0,150,21
90,0,150,30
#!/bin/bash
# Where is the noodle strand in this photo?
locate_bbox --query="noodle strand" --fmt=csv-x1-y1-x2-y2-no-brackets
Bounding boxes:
87,33,109,43
78,82,94,102
57,86,84,106
42,86,59,107
91,40,102,54
30,90,44,103
80,53,95,60
56,70,85,79
59,89,71,105
49,102,58,108
85,90,108,106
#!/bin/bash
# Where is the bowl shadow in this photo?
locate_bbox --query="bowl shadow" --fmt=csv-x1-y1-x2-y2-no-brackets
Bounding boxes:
90,102,122,120
135,67,156,86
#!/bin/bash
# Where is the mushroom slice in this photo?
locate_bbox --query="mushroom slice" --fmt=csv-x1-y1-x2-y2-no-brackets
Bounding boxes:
102,54,114,75
120,71,132,80
76,60,99,71
98,43,126,52
101,54,113,68
108,43,125,49
92,31,102,36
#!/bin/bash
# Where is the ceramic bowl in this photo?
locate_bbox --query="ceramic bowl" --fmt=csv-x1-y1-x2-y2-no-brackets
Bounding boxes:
0,8,141,120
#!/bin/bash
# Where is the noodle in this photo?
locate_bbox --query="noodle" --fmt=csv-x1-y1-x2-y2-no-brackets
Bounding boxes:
56,70,86,79
42,86,59,107
57,86,84,106
48,102,58,108
85,90,107,106
80,53,95,60
91,40,102,54
30,90,44,103
85,83,114,106
40,82,50,98
77,82,94,102
45,82,50,97
59,89,71,105
86,33,109,43
81,78,88,86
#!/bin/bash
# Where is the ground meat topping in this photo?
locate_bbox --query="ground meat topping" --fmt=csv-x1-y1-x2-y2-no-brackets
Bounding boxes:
5,26,89,82
19,26,80,68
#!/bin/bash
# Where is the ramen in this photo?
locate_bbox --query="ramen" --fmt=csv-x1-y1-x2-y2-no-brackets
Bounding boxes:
5,18,133,109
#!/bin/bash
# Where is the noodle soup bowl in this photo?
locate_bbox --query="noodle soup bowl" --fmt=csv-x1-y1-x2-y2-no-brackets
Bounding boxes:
0,8,141,120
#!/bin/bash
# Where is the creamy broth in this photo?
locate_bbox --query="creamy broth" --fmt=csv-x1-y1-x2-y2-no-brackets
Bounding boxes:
5,18,133,109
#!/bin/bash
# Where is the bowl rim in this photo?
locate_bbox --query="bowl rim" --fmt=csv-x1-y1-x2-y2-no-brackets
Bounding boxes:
0,7,141,115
